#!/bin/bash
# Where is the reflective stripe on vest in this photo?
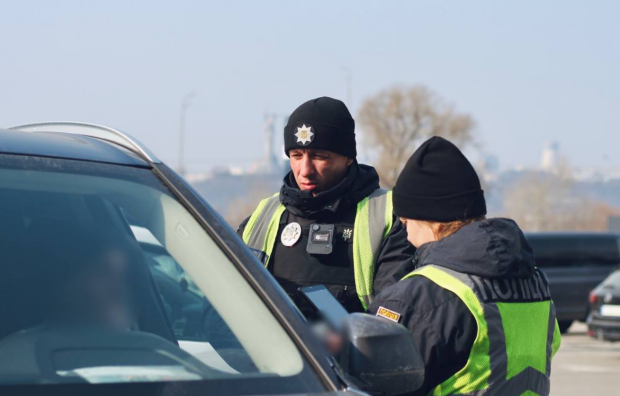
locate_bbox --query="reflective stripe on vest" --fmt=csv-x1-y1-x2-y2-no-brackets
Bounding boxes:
403,265,561,396
242,189,394,311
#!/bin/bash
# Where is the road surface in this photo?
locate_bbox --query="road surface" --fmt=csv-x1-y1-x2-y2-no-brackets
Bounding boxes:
551,322,620,396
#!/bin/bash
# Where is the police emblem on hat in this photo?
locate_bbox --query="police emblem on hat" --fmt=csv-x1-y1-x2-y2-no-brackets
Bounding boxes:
281,222,302,247
295,124,314,146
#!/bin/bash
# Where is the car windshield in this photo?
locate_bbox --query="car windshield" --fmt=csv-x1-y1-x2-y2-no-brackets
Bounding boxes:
600,270,620,289
0,154,321,395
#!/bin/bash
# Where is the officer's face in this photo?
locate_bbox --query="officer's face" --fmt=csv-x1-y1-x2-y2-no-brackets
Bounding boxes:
400,218,438,248
289,149,353,196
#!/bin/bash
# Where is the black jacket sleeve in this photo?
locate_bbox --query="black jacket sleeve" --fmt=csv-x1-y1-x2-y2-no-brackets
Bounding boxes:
369,277,477,396
237,216,251,239
372,216,416,295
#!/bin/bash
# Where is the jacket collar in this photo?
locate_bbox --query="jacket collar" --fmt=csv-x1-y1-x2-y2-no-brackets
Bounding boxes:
279,162,380,218
415,218,536,279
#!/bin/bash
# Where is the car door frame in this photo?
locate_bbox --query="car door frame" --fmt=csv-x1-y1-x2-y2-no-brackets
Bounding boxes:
150,163,343,392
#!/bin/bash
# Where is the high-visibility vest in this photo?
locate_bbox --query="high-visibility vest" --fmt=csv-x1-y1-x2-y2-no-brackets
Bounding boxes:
242,189,393,310
403,265,561,396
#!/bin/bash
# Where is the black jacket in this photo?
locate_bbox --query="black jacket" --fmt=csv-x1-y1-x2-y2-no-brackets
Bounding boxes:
238,163,416,312
369,218,537,396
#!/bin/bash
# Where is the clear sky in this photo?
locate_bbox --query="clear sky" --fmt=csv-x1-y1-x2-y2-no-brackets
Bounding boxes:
1,0,618,173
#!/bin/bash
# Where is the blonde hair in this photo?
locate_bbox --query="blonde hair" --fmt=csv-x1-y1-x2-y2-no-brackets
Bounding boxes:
426,216,487,241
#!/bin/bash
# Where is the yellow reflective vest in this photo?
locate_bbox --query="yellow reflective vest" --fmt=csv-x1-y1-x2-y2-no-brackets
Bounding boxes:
243,189,393,310
403,265,561,396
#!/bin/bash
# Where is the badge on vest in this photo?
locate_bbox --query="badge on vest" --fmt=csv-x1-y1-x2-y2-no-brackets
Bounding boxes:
281,222,302,247
307,223,334,255
342,228,353,242
376,306,401,323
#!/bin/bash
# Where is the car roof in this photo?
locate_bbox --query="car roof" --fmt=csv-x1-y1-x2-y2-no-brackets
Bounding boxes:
0,128,150,167
525,231,620,240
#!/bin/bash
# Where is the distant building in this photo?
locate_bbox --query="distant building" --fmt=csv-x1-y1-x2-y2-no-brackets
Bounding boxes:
189,112,290,222
541,141,560,173
262,114,282,175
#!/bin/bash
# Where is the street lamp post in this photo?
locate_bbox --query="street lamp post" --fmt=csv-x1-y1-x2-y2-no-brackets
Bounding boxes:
178,92,196,176
341,67,352,107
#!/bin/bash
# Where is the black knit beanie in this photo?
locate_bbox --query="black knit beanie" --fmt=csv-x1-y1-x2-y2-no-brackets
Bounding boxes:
393,136,486,222
284,97,356,158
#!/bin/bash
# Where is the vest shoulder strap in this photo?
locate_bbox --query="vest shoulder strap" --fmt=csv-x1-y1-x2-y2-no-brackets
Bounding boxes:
242,193,285,266
353,188,394,310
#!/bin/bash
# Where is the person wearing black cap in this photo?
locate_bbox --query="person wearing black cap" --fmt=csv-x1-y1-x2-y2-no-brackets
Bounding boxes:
238,97,415,313
369,136,561,396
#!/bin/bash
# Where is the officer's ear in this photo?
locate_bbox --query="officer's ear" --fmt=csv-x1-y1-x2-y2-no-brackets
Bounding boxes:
346,158,354,166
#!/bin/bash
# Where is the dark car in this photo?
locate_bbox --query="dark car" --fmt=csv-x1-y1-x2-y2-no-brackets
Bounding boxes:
587,268,620,341
526,232,620,333
0,123,423,396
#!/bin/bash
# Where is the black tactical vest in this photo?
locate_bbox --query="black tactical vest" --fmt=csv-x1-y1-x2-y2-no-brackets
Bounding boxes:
268,209,365,313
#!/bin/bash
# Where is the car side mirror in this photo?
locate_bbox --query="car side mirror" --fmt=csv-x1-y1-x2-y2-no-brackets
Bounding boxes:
180,277,189,293
339,313,424,396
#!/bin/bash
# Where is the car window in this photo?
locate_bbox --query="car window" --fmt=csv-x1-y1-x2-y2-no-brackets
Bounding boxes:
600,270,620,289
526,235,620,267
0,154,321,394
132,234,205,338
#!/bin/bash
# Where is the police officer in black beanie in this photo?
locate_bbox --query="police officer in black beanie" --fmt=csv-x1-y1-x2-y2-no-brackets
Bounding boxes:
238,97,415,313
370,136,561,396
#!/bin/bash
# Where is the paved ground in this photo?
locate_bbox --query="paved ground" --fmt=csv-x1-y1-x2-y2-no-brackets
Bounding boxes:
551,322,620,396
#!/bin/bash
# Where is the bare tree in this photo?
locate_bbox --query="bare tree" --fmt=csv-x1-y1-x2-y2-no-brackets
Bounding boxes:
503,171,620,232
584,201,620,231
358,86,475,188
503,172,573,231
224,183,275,229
